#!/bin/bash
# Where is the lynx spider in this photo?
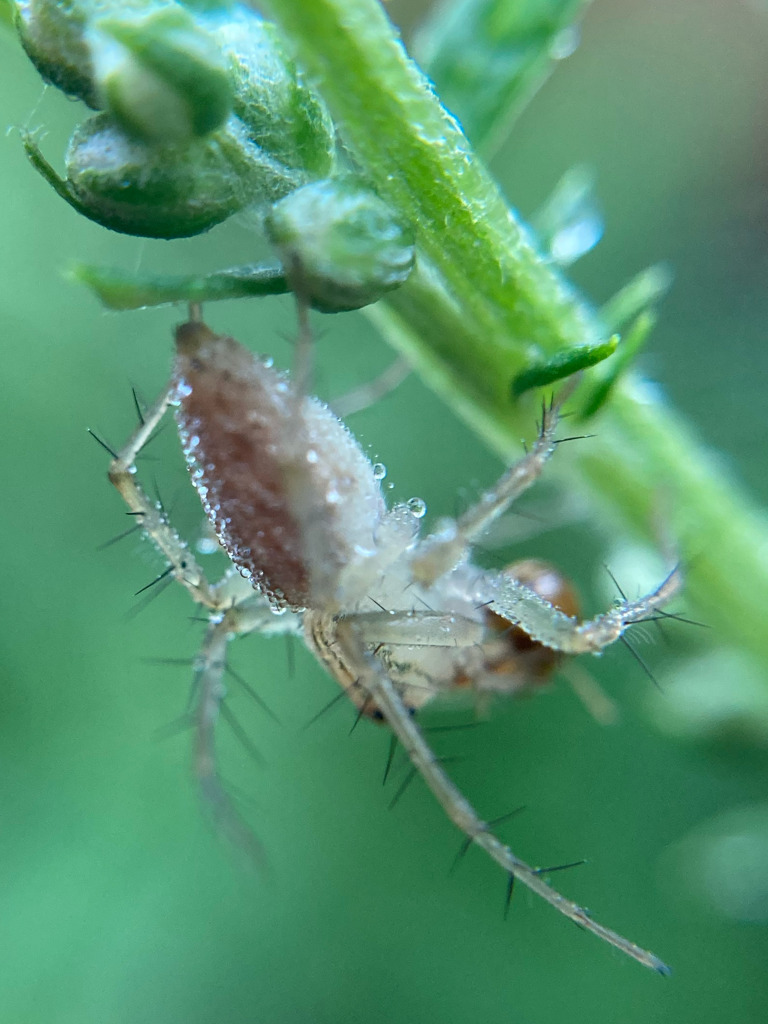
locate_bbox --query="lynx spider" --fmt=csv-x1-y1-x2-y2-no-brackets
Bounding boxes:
104,304,681,974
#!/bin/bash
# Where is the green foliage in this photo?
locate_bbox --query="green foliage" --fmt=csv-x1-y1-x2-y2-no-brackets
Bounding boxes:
511,336,617,396
71,262,292,309
4,1,768,1019
257,0,768,674
92,3,234,142
414,0,592,152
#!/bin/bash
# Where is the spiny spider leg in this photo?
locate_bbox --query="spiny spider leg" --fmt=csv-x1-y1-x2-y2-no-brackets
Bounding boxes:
412,385,577,585
335,619,671,975
106,370,300,853
330,356,410,419
192,609,268,863
487,565,682,655
107,385,215,609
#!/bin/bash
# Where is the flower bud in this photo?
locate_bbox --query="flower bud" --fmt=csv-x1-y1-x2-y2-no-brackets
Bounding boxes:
265,178,415,312
58,112,309,238
89,4,233,143
14,0,98,106
214,9,336,182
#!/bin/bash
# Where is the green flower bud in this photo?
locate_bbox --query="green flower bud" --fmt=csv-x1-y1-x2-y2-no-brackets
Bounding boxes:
27,110,314,239
14,0,98,106
89,3,233,143
265,178,415,312
214,9,336,181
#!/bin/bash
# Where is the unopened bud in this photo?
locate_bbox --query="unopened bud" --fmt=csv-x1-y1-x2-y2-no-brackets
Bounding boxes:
89,4,232,143
266,178,415,312
14,0,98,106
59,112,306,238
215,9,336,182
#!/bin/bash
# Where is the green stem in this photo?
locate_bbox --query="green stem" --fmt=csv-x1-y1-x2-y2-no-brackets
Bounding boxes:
262,0,768,669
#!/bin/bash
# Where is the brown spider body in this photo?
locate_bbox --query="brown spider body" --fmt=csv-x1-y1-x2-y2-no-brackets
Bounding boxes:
106,315,681,972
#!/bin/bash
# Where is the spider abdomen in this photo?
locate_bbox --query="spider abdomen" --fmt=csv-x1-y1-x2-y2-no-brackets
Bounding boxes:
173,320,384,609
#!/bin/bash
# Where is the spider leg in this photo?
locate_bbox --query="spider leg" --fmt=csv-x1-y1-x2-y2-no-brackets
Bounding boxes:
487,565,682,655
106,385,220,609
330,356,410,419
109,383,300,856
411,388,571,585
334,618,670,974
191,607,272,865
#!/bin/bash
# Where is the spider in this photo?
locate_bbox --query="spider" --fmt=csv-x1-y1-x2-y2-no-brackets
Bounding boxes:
103,304,681,974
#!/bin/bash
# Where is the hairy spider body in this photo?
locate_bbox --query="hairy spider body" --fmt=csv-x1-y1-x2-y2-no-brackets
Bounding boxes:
106,315,681,973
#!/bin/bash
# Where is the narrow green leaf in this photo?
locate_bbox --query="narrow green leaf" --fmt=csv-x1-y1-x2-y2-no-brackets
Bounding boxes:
414,0,591,153
600,264,672,332
511,336,618,396
578,313,653,420
71,263,291,311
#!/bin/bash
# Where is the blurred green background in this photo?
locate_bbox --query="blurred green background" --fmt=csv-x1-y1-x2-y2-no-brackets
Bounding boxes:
2,1,768,1021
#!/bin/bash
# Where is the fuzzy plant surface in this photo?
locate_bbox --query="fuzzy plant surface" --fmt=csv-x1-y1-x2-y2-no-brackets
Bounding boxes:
9,0,768,683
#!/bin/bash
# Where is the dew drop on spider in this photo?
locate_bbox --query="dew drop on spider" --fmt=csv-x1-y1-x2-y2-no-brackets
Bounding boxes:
105,313,681,974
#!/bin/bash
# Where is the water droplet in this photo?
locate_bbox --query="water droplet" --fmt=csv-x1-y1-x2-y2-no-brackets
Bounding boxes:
407,497,427,519
372,463,387,480
549,25,580,60
196,536,219,555
306,449,319,464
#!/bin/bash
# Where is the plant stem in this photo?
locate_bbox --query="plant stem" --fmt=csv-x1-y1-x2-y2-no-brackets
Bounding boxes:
261,0,768,669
